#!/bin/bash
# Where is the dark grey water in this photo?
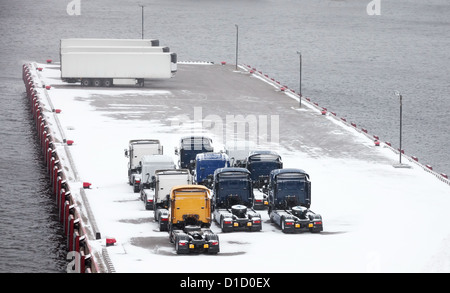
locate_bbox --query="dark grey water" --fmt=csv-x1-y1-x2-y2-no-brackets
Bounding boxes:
1,0,449,272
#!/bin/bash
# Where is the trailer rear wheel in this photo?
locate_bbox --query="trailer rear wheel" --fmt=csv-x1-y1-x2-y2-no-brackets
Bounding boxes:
93,79,102,87
80,79,91,87
103,79,113,87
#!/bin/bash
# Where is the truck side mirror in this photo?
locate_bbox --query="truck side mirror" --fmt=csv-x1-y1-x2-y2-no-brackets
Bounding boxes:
124,149,128,157
174,147,179,155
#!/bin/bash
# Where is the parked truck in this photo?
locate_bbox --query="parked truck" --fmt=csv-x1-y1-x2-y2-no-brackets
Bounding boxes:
211,168,262,232
175,136,214,171
143,169,192,232
60,51,177,87
245,150,283,188
125,139,163,191
60,38,176,87
267,168,323,233
243,150,283,209
168,185,219,254
193,152,230,188
138,155,176,194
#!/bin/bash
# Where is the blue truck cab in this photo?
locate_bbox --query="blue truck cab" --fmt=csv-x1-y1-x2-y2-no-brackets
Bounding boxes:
175,136,214,171
268,168,311,209
212,167,262,232
245,150,283,188
267,168,323,233
194,152,230,187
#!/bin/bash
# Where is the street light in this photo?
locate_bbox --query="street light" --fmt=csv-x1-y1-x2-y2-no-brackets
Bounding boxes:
139,5,145,39
393,91,410,168
235,24,239,71
296,51,302,107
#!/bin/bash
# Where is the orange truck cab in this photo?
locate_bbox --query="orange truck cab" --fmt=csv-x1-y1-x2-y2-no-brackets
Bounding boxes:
168,185,219,254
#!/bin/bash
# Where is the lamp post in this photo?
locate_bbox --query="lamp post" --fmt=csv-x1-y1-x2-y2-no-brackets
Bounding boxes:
139,5,145,39
296,51,302,107
235,24,239,71
393,91,409,168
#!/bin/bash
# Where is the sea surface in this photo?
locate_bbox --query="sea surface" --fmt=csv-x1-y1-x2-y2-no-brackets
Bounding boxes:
0,0,449,272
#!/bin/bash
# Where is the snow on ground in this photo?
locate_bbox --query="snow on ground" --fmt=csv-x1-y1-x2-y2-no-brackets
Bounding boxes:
35,62,450,273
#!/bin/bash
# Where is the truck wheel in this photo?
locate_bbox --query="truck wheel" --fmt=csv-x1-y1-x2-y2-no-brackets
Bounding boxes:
80,79,91,87
93,79,102,87
103,79,113,87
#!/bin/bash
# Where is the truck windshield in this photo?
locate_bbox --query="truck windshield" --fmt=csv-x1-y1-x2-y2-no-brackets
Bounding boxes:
217,175,251,205
198,161,228,178
248,161,281,180
181,137,213,151
248,154,280,162
275,176,307,205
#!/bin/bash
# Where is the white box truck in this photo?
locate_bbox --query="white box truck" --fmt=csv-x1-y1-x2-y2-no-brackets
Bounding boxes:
140,168,191,216
125,139,163,190
138,155,176,194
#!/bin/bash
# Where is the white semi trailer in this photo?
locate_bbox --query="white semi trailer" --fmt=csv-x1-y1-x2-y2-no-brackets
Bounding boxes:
60,51,177,86
60,38,160,48
59,38,177,87
60,46,170,54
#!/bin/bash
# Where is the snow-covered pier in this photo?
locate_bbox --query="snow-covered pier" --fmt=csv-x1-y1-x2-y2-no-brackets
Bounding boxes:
23,61,450,273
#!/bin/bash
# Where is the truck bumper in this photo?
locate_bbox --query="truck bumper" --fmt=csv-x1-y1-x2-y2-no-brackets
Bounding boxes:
253,200,268,210
292,220,323,233
175,234,220,254
233,219,262,231
186,240,219,254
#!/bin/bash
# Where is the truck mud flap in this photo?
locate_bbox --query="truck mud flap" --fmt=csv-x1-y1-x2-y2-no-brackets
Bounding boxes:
281,219,296,233
175,234,190,254
205,234,219,254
